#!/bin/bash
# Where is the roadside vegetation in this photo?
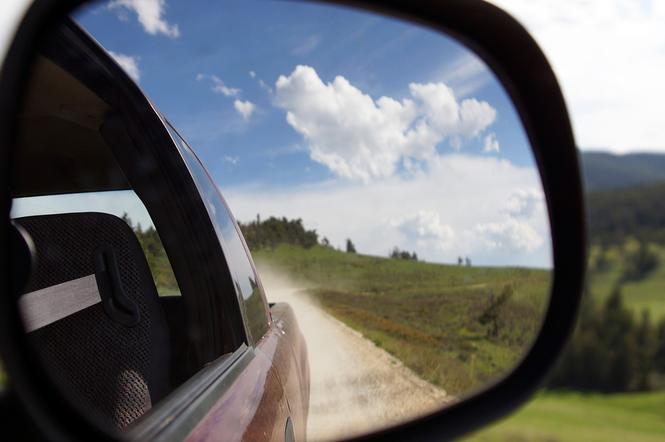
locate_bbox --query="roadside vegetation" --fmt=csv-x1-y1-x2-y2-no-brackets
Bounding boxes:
244,216,551,395
253,245,549,395
121,214,180,296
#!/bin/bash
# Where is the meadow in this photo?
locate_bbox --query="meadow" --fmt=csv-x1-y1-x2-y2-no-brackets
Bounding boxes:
465,390,665,442
253,244,551,395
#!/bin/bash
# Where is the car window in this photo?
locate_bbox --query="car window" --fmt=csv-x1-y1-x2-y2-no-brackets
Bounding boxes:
8,33,245,430
168,126,269,344
11,190,181,297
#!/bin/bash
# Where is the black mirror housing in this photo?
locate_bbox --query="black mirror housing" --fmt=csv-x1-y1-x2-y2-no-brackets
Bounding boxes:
0,1,585,440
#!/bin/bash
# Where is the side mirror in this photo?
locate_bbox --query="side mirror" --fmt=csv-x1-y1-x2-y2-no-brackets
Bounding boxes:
0,0,585,440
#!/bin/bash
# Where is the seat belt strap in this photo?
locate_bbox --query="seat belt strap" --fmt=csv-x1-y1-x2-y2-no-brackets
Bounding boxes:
19,274,101,332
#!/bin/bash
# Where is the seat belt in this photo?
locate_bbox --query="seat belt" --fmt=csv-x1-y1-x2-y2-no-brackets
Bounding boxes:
18,274,101,332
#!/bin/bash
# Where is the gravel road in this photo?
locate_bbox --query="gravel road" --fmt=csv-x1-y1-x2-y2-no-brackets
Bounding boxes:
262,272,453,441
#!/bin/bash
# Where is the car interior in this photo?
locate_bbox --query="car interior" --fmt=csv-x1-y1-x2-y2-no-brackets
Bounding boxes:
10,30,225,429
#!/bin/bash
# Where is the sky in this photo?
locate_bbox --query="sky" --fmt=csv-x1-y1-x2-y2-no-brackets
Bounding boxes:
7,0,659,266
15,0,557,267
16,0,584,268
489,0,665,153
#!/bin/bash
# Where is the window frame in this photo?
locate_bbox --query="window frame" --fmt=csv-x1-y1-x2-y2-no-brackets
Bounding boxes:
164,122,272,346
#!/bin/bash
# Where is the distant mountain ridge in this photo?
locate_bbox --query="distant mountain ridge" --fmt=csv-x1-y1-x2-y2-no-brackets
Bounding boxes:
581,151,665,191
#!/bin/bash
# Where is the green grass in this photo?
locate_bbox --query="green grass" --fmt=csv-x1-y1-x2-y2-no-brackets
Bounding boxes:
465,390,665,442
254,244,551,395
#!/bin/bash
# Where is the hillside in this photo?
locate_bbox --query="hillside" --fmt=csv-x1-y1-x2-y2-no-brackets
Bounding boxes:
586,182,665,245
253,245,551,395
581,151,665,191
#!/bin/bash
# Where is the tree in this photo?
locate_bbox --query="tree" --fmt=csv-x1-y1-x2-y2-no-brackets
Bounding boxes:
478,284,514,338
238,216,319,250
600,285,637,392
458,256,463,266
635,309,656,390
654,320,665,373
389,247,417,261
346,238,356,253
465,256,472,267
621,241,658,282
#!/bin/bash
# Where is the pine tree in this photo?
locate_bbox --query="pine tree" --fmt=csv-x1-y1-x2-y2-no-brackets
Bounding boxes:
346,239,356,253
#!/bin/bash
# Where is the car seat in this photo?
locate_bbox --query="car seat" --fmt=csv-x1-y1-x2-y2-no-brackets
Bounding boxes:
13,212,171,429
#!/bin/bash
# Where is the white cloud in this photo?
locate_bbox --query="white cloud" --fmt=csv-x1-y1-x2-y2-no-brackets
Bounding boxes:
108,0,180,38
258,79,273,94
234,100,255,120
224,154,551,267
474,218,543,253
439,52,492,97
224,155,239,165
273,65,497,182
249,70,256,78
483,133,500,153
489,0,665,153
504,188,544,219
197,73,241,97
291,34,321,56
392,210,456,250
108,51,140,82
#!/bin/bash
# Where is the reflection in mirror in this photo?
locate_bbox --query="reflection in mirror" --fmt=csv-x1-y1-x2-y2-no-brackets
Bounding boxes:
9,0,551,440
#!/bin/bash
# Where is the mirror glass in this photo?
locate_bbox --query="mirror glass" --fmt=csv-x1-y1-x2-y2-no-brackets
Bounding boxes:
8,0,552,440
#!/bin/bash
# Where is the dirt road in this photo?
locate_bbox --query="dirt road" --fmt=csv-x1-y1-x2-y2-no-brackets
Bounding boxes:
262,273,452,441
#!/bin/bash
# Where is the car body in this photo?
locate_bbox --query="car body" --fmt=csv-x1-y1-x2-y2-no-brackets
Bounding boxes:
8,18,309,441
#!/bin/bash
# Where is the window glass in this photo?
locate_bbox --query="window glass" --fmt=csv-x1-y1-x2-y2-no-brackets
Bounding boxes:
168,127,269,343
11,190,181,297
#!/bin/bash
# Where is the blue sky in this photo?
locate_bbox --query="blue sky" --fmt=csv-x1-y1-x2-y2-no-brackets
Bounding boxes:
62,0,552,267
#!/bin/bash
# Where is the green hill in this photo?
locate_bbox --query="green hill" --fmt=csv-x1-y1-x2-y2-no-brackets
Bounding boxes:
253,244,551,395
586,182,665,245
581,151,665,191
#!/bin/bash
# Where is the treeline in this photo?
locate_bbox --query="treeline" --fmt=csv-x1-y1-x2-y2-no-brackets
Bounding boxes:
239,216,320,250
587,182,665,245
549,285,665,392
121,214,179,294
389,246,418,261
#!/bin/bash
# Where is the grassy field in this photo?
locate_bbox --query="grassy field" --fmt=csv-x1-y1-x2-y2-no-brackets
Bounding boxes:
588,242,665,320
465,390,665,442
254,244,551,396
